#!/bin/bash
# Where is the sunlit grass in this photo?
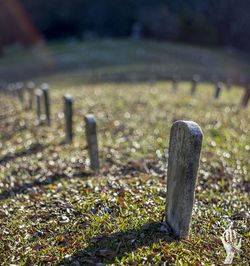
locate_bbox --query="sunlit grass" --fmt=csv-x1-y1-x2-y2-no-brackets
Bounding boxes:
0,41,249,265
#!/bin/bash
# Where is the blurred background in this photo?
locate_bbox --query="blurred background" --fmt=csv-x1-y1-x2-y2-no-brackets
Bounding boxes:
0,0,250,82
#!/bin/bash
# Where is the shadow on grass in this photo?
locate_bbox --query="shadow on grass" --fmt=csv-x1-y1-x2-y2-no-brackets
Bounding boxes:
0,171,90,200
59,221,175,265
0,140,92,200
0,142,47,165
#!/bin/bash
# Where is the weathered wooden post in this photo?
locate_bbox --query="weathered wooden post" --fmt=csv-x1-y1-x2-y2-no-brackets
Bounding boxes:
35,89,42,121
190,74,200,95
64,95,74,143
214,82,222,99
241,85,250,108
166,120,203,239
16,82,24,106
85,114,99,173
23,87,30,111
27,82,35,110
41,83,51,126
171,77,177,93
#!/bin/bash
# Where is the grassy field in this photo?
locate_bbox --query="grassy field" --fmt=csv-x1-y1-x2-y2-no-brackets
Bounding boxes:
1,39,250,83
0,40,249,265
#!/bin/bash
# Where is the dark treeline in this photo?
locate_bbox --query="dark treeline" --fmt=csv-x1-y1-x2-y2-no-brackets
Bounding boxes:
4,0,250,52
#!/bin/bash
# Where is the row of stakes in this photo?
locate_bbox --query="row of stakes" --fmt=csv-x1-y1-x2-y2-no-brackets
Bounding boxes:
0,76,248,239
36,85,100,173
171,75,250,106
2,76,249,173
0,82,99,172
2,75,250,107
2,76,250,175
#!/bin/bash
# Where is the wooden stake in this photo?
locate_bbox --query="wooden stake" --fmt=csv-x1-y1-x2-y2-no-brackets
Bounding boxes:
166,120,203,239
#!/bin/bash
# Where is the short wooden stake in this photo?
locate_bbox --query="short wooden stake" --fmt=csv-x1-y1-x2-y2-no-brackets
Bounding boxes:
241,85,250,108
35,89,42,121
190,74,200,95
41,84,51,126
214,82,222,99
85,114,99,173
171,77,177,93
166,120,203,239
27,82,35,110
64,95,74,143
17,85,24,106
